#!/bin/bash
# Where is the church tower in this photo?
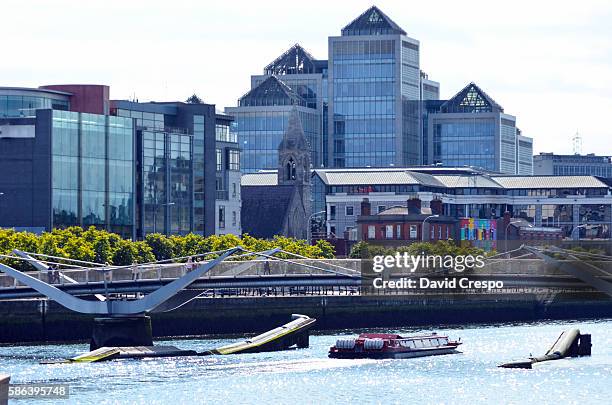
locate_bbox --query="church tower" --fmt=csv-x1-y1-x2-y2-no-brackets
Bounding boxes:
279,107,311,185
277,107,311,239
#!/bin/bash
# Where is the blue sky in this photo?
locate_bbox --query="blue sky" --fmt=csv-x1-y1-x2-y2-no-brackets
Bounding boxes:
2,0,611,155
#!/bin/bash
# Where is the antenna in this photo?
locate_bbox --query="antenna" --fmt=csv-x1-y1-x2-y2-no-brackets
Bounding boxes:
572,130,582,155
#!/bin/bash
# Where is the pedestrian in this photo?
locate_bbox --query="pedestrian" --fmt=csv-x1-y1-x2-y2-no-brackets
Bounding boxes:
185,256,194,273
104,261,113,283
46,264,54,284
263,260,271,275
131,260,139,281
52,264,61,284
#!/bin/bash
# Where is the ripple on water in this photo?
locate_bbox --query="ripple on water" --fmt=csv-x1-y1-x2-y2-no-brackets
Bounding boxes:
0,319,610,404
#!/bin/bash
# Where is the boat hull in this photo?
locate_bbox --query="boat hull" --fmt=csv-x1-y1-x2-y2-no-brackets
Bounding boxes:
329,346,461,359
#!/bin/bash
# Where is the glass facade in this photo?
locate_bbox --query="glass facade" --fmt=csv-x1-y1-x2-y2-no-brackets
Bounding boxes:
232,109,318,173
51,110,134,238
433,119,496,171
141,129,192,235
1,93,69,118
331,38,397,167
193,115,206,234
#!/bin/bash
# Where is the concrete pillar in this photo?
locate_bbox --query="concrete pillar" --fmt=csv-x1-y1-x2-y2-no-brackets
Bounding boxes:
0,374,9,405
90,316,153,351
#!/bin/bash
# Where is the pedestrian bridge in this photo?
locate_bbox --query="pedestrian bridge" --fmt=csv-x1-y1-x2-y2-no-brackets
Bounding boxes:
1,245,611,305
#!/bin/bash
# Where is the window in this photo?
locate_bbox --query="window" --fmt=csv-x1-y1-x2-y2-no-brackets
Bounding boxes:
232,182,237,198
396,225,402,239
385,225,393,239
409,225,418,239
216,149,222,171
329,205,336,220
232,211,237,227
218,206,225,229
227,149,240,171
368,225,376,239
346,206,354,216
378,205,386,213
330,226,336,236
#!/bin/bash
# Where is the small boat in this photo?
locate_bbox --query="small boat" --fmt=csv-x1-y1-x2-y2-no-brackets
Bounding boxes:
328,333,462,359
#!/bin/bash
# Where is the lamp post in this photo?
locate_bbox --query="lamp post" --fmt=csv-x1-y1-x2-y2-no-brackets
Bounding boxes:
505,220,523,253
307,210,326,244
421,214,439,242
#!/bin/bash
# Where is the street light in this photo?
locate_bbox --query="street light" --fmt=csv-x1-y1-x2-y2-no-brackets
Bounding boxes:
307,210,326,244
421,214,439,242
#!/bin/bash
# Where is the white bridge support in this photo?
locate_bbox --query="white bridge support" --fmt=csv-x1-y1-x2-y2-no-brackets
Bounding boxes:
0,247,241,315
12,249,107,302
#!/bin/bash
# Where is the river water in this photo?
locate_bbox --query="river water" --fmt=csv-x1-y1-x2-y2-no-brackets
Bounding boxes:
1,319,611,404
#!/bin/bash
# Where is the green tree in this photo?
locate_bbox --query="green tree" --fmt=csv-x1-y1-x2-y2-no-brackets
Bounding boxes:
144,233,175,261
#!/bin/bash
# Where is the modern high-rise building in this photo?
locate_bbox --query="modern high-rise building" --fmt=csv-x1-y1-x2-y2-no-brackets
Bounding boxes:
0,84,241,238
328,6,421,168
516,131,533,175
420,71,440,101
229,6,436,172
226,74,320,173
226,44,326,174
0,85,136,238
110,100,241,237
534,152,612,179
427,82,531,174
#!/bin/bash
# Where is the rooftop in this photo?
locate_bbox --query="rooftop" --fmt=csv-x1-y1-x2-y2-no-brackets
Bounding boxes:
341,6,407,36
490,175,608,189
440,82,503,114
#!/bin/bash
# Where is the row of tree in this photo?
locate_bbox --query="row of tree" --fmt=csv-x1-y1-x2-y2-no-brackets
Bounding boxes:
0,227,335,271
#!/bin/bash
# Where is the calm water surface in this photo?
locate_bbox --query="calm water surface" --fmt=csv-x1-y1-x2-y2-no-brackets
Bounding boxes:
1,319,611,404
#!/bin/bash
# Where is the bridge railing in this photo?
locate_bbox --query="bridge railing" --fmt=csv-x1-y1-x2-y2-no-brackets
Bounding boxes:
0,258,361,290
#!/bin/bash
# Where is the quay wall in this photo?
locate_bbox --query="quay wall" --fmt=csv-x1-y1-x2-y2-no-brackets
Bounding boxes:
0,293,610,345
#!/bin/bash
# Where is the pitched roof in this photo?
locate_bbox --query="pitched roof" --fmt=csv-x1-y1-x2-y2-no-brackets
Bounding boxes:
491,175,608,189
315,170,445,187
238,76,306,107
241,185,294,238
441,82,503,113
434,174,503,189
241,172,278,186
341,6,407,36
264,44,318,75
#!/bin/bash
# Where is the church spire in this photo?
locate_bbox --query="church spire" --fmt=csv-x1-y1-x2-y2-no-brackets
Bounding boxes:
278,107,310,185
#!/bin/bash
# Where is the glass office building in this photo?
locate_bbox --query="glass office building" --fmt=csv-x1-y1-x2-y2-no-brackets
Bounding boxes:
534,152,612,179
113,99,240,237
226,75,319,173
328,6,421,167
0,87,70,118
50,110,135,238
428,83,528,174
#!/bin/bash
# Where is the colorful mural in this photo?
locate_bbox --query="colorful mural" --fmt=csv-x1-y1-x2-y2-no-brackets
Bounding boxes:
459,218,497,250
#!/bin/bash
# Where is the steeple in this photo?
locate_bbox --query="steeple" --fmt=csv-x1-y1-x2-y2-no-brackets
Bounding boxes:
278,107,311,185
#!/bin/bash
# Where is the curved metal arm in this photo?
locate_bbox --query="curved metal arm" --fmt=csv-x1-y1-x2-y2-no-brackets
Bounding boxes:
0,247,242,315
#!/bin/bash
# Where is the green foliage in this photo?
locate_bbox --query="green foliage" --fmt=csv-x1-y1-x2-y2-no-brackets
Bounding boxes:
0,227,335,271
